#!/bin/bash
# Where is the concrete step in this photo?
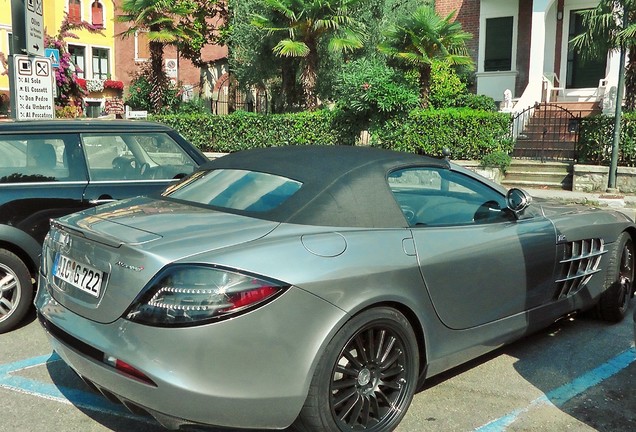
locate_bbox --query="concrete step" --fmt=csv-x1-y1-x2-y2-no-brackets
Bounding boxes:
506,160,572,173
505,170,571,184
502,179,572,190
503,160,573,190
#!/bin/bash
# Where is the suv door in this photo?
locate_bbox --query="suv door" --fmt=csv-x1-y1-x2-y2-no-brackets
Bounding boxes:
80,131,200,204
0,133,88,244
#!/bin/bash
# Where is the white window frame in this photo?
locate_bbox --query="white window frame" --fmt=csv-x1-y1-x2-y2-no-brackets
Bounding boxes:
478,1,519,75
91,46,111,80
68,43,88,79
134,31,150,62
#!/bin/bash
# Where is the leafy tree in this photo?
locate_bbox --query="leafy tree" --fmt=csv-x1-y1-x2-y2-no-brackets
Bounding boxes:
173,0,229,68
229,0,303,112
378,6,473,108
117,0,200,112
334,58,418,116
569,1,636,110
251,0,366,110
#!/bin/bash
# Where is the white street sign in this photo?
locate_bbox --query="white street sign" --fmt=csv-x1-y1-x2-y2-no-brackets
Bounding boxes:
13,55,55,120
25,0,44,56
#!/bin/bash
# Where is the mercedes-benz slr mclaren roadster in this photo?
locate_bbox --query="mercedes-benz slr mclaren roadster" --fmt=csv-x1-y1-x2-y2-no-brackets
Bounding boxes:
36,146,635,431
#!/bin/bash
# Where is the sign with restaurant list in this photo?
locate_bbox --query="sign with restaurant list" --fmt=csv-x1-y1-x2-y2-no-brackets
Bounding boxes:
13,54,55,120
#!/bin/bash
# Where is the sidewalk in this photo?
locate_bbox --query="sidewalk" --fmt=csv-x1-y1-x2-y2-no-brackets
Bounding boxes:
525,187,636,221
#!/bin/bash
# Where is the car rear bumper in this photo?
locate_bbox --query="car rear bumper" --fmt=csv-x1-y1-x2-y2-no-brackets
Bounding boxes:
35,275,346,430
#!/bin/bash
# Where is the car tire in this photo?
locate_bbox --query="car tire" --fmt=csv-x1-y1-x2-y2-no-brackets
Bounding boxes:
0,249,33,333
294,307,419,432
596,232,634,322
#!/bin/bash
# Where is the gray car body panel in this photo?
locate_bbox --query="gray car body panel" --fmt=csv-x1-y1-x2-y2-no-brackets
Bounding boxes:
35,146,636,430
36,284,346,429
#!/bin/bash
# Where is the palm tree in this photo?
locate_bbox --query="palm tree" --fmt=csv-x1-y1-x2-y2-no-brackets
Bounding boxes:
569,1,636,110
378,6,473,108
117,0,197,112
252,0,365,110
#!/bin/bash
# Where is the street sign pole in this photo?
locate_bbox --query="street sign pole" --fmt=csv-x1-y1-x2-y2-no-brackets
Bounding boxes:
10,0,26,55
25,0,44,57
9,0,53,120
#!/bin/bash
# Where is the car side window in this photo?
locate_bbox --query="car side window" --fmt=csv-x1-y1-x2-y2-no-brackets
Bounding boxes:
0,134,84,183
82,133,198,181
388,167,513,227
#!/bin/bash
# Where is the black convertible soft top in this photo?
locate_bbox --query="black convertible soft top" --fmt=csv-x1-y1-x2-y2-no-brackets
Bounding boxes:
202,145,450,228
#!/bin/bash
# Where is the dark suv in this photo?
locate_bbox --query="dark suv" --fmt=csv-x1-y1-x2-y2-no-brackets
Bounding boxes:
0,120,208,332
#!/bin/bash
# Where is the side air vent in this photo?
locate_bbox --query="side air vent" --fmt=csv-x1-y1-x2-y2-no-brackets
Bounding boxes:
555,238,605,299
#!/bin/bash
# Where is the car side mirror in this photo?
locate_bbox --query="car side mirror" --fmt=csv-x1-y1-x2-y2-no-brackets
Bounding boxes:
506,188,532,215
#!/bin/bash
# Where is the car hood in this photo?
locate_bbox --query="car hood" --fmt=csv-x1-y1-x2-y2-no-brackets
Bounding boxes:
532,198,633,243
45,196,279,323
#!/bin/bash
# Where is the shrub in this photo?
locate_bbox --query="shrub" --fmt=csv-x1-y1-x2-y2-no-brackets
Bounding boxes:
152,110,343,152
455,94,498,111
153,108,511,161
578,113,636,166
429,61,466,109
333,58,419,117
125,73,180,113
480,150,512,173
372,108,512,159
55,105,83,118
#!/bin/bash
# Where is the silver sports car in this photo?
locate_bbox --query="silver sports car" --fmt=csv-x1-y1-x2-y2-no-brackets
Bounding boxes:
36,146,634,431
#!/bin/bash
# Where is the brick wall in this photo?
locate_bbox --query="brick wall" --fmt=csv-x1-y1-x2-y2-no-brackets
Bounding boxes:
435,0,481,63
113,2,227,95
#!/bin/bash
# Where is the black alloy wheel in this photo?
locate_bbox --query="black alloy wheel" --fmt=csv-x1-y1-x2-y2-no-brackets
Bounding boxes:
598,232,634,322
295,307,419,432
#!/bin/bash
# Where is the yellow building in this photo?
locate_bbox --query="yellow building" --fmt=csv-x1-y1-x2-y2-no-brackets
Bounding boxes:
1,0,119,117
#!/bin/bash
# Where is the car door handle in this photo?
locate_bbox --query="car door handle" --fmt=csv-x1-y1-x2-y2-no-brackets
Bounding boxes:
89,199,117,205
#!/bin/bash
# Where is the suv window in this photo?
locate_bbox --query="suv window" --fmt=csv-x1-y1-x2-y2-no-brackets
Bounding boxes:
82,132,198,181
0,134,84,183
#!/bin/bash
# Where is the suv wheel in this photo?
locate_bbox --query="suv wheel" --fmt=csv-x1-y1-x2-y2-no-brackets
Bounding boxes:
0,249,33,333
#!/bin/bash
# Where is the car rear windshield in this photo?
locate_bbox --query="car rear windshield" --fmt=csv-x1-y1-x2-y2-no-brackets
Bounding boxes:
162,169,302,213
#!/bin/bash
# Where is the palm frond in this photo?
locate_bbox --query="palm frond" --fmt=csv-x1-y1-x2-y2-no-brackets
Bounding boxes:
273,39,310,57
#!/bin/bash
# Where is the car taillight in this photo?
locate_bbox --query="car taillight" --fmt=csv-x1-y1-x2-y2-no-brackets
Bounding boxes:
104,355,156,386
125,265,288,327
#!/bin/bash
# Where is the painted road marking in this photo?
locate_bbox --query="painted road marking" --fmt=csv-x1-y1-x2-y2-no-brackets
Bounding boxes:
476,346,636,431
0,352,153,424
1,348,634,430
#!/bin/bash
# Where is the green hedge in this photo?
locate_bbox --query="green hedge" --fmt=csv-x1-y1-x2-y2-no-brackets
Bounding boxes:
372,108,513,159
578,112,636,166
152,110,343,152
153,108,512,159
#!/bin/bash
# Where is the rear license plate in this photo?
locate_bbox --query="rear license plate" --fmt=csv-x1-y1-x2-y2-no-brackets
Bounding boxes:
53,253,105,298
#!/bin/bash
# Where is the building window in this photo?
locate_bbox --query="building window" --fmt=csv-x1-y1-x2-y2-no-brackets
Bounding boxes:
69,0,82,23
91,1,104,28
567,9,607,88
484,16,513,72
85,101,102,118
68,45,86,78
92,47,109,79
